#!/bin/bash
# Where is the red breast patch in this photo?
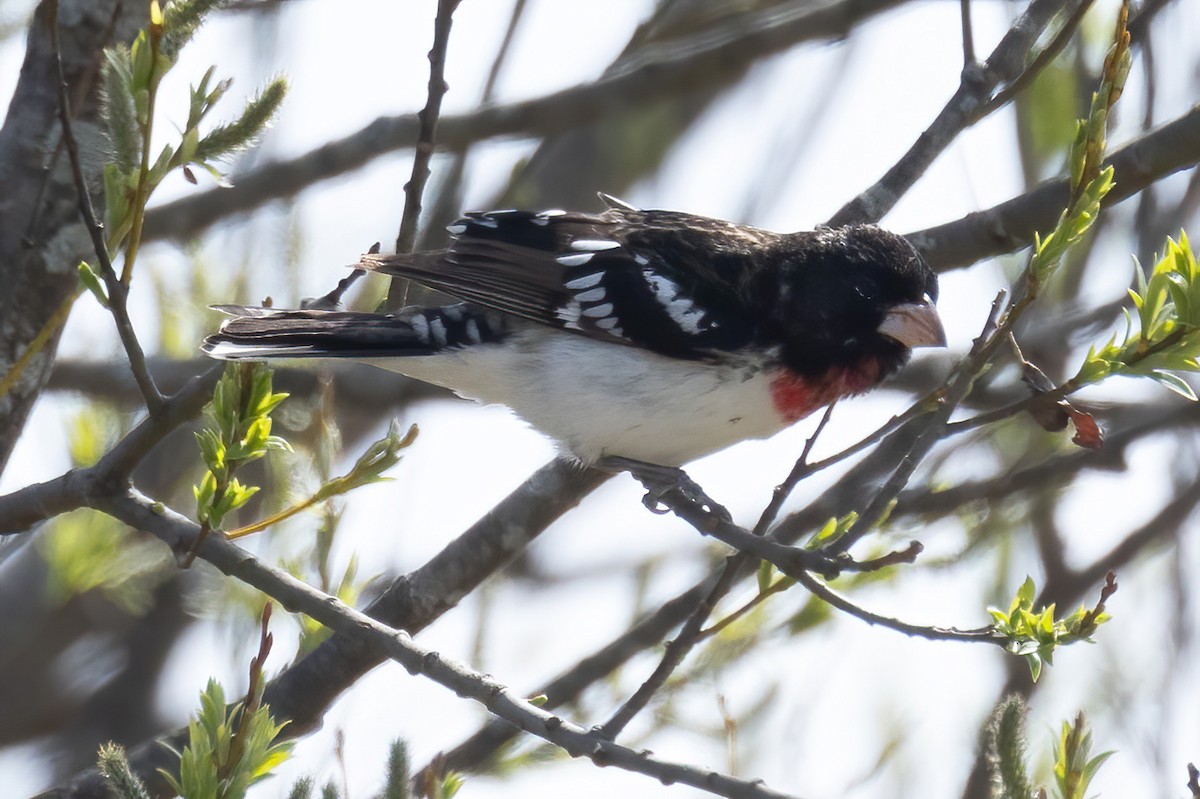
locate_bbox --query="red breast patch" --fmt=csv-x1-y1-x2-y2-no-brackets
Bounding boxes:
769,361,883,423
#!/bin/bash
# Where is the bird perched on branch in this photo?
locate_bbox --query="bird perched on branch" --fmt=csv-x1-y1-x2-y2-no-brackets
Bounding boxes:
204,195,944,481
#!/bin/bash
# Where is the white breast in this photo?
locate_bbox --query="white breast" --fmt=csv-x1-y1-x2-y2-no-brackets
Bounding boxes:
368,329,790,466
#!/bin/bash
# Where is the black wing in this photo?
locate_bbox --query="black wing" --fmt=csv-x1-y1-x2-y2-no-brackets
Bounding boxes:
362,205,779,360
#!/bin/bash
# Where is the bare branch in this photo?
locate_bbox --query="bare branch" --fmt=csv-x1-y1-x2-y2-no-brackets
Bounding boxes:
959,0,975,67
47,0,164,415
141,0,908,243
79,488,806,799
908,103,1200,271
0,369,219,533
384,0,461,310
0,0,147,471
791,570,998,643
395,0,459,257
44,457,608,798
979,0,1095,117
829,0,1085,226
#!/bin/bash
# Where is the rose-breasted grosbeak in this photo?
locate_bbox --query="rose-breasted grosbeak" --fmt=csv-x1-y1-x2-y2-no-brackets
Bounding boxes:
204,196,945,468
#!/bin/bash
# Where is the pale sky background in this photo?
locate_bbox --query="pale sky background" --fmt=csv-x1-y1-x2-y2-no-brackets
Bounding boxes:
2,1,1199,797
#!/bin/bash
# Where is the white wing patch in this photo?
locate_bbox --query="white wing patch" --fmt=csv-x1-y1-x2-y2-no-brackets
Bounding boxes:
556,252,595,267
570,239,621,252
535,209,567,223
594,316,624,336
465,319,482,343
642,269,707,334
564,272,604,290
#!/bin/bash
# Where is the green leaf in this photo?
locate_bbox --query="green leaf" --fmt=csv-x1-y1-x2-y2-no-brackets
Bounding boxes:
1015,576,1036,608
1026,653,1043,682
1148,369,1198,400
162,0,230,60
77,262,110,308
100,46,141,174
196,76,288,163
129,31,153,97
102,163,130,233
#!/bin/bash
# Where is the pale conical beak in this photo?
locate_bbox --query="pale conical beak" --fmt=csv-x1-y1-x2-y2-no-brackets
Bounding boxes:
877,297,947,348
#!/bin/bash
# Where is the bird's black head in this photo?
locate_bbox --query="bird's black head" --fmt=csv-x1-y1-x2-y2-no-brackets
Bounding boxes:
764,225,944,379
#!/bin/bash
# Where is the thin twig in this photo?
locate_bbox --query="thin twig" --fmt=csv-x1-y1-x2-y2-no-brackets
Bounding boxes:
959,0,975,67
422,574,719,784
384,0,462,311
946,323,1188,435
792,570,998,643
597,547,743,740
421,401,1200,781
411,0,527,251
979,0,1096,117
845,0,1132,548
697,539,923,641
825,290,1007,555
600,382,961,738
47,0,165,416
595,403,867,740
395,0,461,245
753,401,837,537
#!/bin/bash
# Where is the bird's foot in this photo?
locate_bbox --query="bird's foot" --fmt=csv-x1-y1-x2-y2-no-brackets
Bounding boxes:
598,456,732,522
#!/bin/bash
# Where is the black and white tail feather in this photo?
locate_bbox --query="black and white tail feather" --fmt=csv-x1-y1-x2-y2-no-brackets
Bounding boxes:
203,302,507,360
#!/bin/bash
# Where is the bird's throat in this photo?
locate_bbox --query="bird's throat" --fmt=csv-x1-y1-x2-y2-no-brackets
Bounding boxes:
768,360,883,423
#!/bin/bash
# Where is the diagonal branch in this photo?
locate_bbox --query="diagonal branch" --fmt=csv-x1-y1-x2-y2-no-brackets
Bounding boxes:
84,487,805,799
829,0,1085,226
0,368,220,535
41,457,607,798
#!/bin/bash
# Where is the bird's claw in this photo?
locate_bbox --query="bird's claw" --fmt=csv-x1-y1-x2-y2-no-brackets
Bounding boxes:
597,456,733,522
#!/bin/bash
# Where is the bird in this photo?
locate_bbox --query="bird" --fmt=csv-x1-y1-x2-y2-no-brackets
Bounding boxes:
203,195,945,498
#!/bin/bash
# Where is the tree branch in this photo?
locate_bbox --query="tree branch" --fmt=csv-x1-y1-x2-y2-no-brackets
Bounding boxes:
67,487,805,799
908,103,1200,271
42,457,608,798
47,0,164,415
141,0,908,243
0,0,147,471
829,0,1083,226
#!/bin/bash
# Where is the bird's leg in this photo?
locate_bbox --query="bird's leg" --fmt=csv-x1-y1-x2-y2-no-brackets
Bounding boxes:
598,456,732,522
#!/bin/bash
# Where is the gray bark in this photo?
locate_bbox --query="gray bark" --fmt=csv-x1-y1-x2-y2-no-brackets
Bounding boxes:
0,0,147,473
